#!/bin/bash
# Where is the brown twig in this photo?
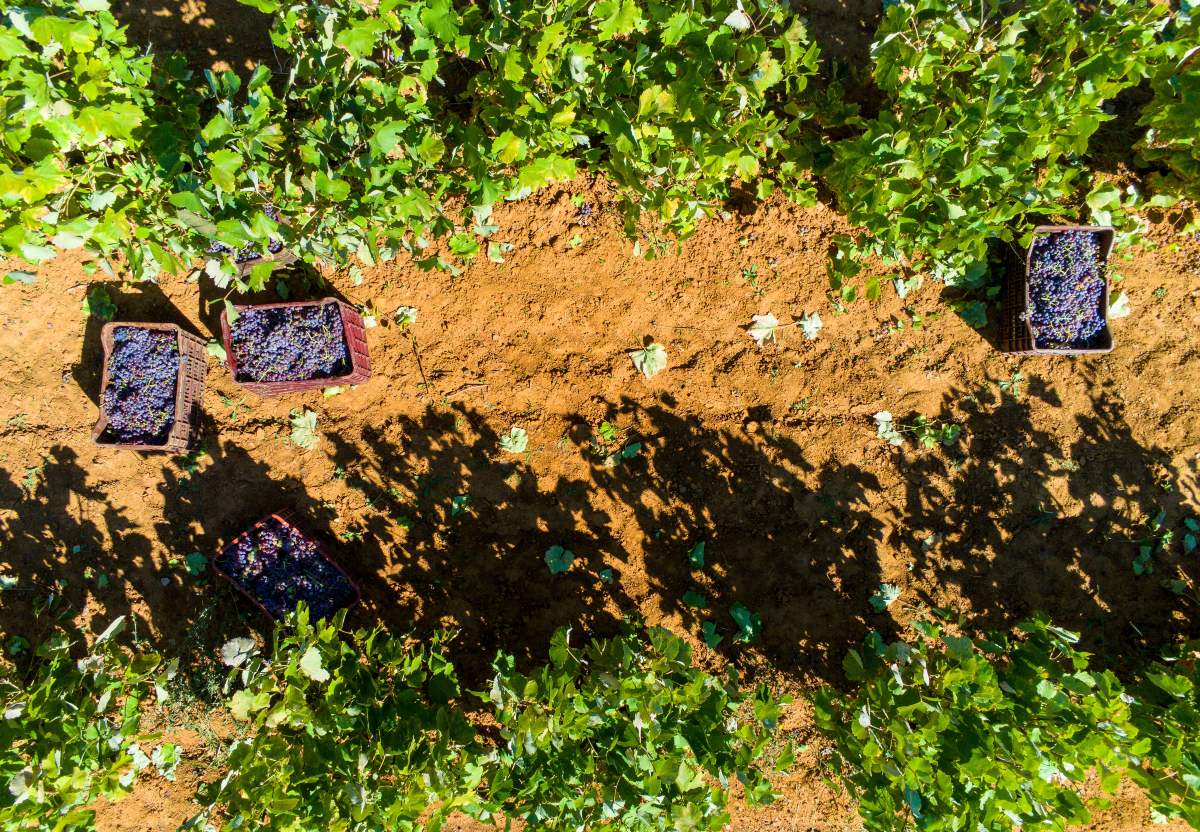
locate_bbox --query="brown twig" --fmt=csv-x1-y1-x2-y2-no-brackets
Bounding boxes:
408,332,430,390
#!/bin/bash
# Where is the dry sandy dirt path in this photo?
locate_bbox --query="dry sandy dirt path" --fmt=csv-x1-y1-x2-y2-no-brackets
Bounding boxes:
2,182,1199,830
2,1,1200,828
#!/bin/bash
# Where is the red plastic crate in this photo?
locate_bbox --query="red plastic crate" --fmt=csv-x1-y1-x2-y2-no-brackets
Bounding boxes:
212,510,362,621
219,298,371,396
1001,225,1115,355
92,322,208,453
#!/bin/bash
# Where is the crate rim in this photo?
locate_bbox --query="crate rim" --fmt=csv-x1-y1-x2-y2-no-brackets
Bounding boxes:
219,297,370,395
92,321,206,452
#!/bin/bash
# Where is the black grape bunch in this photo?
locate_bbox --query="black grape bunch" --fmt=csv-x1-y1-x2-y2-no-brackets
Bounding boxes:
216,517,356,620
102,327,179,444
1026,230,1106,350
209,205,286,264
230,301,350,382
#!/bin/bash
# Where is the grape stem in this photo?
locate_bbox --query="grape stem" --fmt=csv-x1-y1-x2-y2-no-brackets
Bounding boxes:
407,330,430,390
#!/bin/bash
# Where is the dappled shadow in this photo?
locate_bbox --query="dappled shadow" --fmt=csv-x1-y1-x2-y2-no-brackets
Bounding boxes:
888,371,1198,673
0,436,321,704
1089,82,1156,181
153,432,319,701
111,0,277,75
559,395,887,686
205,375,1197,690
7,369,1193,696
316,397,886,688
324,408,637,684
0,445,156,645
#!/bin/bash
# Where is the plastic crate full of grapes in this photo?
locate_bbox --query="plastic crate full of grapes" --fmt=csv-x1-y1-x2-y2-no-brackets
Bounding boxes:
213,511,361,621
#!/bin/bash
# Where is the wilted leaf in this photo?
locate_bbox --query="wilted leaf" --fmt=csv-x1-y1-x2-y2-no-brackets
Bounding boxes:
220,637,257,667
799,312,823,340
875,412,904,446
629,342,667,379
394,306,418,329
747,313,778,347
206,340,227,362
869,582,901,613
1107,290,1131,319
724,5,753,31
290,409,319,450
3,271,36,286
500,427,528,454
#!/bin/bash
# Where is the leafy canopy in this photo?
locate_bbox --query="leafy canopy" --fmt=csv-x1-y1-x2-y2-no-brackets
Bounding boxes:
470,625,789,830
1126,640,1200,826
0,615,177,832
469,0,821,239
824,0,1168,303
194,607,476,831
0,0,198,280
813,617,1142,832
2,0,823,285
1138,17,1200,228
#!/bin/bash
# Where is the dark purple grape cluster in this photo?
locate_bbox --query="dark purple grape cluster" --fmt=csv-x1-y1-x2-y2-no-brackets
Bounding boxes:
230,302,351,382
1025,230,1106,349
216,517,357,620
101,327,179,444
209,206,285,264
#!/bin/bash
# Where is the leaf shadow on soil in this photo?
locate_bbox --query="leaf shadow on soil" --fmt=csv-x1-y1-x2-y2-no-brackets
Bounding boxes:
2,372,1194,698
0,445,159,646
310,375,1199,690
317,397,890,690
151,429,332,701
886,371,1199,675
322,409,641,686
0,434,313,703
110,0,278,76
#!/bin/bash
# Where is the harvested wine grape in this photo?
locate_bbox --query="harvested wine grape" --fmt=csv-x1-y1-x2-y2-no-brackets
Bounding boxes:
1026,230,1106,350
101,327,179,444
215,517,357,620
230,301,351,382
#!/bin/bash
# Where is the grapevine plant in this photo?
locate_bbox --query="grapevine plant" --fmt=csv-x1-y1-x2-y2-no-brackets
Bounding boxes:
1127,640,1200,827
190,0,824,278
0,616,177,832
0,0,199,281
1138,17,1200,228
813,617,1145,832
195,607,477,831
823,0,1168,307
2,0,823,286
469,626,789,831
467,0,821,240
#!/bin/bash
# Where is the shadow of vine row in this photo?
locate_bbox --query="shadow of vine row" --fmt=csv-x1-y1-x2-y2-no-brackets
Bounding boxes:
0,373,1195,694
